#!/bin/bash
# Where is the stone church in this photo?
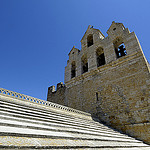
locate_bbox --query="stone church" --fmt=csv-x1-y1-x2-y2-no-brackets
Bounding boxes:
0,21,149,149
47,21,150,144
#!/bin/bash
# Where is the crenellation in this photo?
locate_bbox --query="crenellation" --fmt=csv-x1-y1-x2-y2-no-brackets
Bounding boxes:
57,82,65,89
47,82,66,106
48,85,56,93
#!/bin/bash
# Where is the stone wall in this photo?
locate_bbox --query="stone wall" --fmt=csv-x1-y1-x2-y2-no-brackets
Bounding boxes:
116,123,150,144
47,82,66,106
47,22,150,144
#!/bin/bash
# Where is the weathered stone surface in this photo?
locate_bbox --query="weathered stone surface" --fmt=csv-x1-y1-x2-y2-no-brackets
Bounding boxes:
47,22,150,144
0,89,149,149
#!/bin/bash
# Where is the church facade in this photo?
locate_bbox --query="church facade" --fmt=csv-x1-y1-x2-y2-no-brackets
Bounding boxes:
47,22,150,144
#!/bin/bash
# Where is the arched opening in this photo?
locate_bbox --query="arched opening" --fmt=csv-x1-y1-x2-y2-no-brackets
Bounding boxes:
87,34,93,47
71,61,76,78
113,37,127,58
81,56,88,74
96,47,106,67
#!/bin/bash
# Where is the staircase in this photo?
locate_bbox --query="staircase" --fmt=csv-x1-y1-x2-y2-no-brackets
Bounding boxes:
0,88,149,149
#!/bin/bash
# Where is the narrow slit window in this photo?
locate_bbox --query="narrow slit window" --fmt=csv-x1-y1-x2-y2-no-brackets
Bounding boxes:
71,62,76,78
87,34,93,47
96,92,98,102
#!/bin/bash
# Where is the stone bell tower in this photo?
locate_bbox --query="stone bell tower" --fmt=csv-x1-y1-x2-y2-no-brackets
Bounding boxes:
47,22,150,144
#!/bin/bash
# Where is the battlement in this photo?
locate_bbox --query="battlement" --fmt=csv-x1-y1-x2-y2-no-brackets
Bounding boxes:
47,82,66,106
48,82,65,93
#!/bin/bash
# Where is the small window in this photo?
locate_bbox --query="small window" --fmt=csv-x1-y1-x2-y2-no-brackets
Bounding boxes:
87,34,93,47
96,47,106,67
71,61,76,78
96,92,102,104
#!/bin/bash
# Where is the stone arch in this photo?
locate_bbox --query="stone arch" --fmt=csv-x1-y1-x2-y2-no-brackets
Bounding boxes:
81,55,88,74
113,37,127,58
96,47,106,67
87,34,93,47
71,61,76,78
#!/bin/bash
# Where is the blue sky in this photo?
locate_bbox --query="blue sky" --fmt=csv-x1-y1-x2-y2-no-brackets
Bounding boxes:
0,0,150,100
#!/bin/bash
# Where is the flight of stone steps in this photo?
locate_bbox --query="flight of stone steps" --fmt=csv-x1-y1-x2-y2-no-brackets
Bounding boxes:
0,88,150,149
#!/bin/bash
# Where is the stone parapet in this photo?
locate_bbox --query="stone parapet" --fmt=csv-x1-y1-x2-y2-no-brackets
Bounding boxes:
0,88,91,118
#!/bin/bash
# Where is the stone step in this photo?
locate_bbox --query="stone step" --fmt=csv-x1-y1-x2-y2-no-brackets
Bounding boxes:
0,107,132,139
0,109,119,137
0,100,91,124
1,147,150,150
0,112,133,139
0,100,126,134
0,106,114,134
0,97,132,136
0,100,109,130
0,118,138,142
0,94,91,120
0,125,148,145
0,98,120,130
0,95,149,149
0,134,149,149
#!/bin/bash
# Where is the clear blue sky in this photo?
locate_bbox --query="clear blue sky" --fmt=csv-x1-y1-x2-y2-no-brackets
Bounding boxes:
0,0,150,100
